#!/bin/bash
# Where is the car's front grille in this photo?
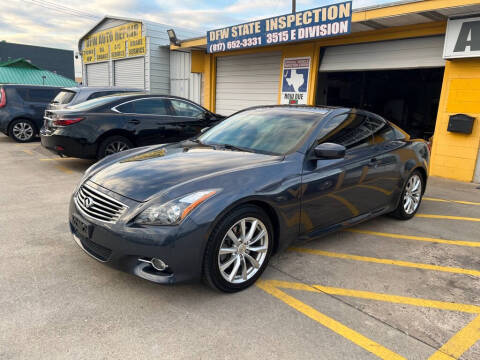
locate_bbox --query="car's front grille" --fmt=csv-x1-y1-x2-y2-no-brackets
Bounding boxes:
74,184,127,223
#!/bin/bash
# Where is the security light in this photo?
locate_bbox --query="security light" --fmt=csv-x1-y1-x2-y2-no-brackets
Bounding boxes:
167,29,181,46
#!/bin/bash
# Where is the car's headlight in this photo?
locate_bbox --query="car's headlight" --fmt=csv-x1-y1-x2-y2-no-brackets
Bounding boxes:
134,190,218,225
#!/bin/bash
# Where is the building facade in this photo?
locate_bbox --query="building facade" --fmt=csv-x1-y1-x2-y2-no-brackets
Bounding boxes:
172,0,480,183
78,16,202,104
0,41,74,80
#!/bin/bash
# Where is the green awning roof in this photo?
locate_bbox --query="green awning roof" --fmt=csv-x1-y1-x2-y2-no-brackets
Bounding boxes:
0,58,77,87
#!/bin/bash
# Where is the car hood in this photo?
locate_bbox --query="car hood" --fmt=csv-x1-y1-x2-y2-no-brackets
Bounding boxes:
89,144,281,202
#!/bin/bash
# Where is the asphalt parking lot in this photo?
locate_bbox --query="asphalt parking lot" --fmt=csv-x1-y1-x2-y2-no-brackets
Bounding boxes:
1,136,480,360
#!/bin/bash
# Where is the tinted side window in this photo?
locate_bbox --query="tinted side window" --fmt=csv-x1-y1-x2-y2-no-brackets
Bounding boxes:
170,99,204,118
28,89,58,102
132,98,170,115
115,101,135,113
323,113,385,150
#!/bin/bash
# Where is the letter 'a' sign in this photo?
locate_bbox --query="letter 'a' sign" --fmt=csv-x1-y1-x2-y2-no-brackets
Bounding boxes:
207,1,352,53
444,16,480,59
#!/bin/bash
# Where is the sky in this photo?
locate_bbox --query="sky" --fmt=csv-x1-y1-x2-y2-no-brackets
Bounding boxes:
0,0,398,76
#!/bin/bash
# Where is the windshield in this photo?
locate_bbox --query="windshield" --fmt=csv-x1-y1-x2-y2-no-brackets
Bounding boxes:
198,107,328,155
52,90,76,104
67,95,126,111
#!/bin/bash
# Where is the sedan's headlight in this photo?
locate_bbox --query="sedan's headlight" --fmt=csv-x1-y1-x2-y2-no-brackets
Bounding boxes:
134,190,218,225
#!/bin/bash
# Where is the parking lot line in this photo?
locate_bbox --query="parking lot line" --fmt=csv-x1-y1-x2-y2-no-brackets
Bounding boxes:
256,280,406,360
423,197,480,206
263,280,480,314
288,248,480,277
22,149,34,155
428,315,480,360
259,280,480,360
416,214,480,222
346,229,480,248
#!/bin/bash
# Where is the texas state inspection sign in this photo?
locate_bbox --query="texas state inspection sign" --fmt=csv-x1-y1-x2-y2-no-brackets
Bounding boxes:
206,1,352,53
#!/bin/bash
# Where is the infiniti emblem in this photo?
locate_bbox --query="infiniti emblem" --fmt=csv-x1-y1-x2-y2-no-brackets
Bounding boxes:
84,197,94,209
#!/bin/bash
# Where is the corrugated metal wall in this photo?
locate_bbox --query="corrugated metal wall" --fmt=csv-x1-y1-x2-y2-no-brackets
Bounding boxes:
170,51,201,104
145,21,200,94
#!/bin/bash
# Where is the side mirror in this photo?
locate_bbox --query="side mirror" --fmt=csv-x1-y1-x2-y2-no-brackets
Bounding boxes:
313,143,346,159
200,127,210,133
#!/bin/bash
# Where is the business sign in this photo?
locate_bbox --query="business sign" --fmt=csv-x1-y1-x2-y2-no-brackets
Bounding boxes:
281,57,310,104
128,36,146,57
82,22,145,63
207,1,352,54
444,16,480,59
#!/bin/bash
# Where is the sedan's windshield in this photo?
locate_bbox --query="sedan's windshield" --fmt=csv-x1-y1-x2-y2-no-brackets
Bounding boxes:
198,108,328,155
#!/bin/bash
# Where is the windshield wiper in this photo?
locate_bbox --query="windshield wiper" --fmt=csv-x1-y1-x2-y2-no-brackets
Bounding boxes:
189,138,217,148
218,143,255,153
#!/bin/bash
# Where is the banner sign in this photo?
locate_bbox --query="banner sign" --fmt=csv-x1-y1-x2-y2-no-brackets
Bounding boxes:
281,57,310,105
82,22,144,63
128,36,146,57
207,1,351,53
444,16,480,59
82,48,95,63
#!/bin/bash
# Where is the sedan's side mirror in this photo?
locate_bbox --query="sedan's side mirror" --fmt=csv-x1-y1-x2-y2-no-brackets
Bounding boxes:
313,143,346,159
200,127,210,133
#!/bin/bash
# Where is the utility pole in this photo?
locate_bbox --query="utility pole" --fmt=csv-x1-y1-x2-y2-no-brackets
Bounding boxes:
292,0,296,13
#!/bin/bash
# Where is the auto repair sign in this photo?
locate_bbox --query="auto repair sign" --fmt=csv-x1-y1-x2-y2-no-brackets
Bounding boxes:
444,16,480,59
281,57,310,105
207,1,352,53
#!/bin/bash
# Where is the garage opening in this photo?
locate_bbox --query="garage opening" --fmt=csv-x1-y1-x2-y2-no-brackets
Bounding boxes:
316,36,445,140
316,68,444,140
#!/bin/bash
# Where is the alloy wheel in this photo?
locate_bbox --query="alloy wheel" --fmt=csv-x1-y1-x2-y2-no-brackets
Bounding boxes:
403,174,422,215
104,141,130,155
218,217,269,284
12,122,34,141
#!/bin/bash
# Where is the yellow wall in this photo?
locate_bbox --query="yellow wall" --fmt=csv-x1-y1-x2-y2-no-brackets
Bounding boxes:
430,59,480,182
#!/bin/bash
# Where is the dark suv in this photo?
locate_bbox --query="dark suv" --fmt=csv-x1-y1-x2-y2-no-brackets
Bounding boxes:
0,85,62,142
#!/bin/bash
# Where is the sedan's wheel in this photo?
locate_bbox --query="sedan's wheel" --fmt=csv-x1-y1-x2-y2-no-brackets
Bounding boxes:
203,205,273,292
391,170,424,220
9,119,35,142
98,135,133,159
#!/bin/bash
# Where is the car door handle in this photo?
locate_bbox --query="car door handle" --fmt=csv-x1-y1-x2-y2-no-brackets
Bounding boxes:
128,119,140,125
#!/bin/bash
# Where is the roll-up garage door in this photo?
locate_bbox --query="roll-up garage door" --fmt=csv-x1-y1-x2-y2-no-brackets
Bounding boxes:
114,57,145,89
86,62,109,86
320,36,445,72
216,51,281,116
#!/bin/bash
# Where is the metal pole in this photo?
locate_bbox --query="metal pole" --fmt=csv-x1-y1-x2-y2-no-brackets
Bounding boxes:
292,0,296,13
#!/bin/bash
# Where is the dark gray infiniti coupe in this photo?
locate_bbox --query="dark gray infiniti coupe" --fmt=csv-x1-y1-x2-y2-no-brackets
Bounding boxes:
69,105,429,292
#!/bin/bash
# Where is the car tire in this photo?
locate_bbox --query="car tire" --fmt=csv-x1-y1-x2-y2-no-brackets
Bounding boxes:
203,205,274,293
9,119,36,142
97,135,133,159
391,170,424,220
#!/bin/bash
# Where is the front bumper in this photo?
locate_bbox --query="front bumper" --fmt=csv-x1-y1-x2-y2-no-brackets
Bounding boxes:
40,129,97,159
68,187,209,284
